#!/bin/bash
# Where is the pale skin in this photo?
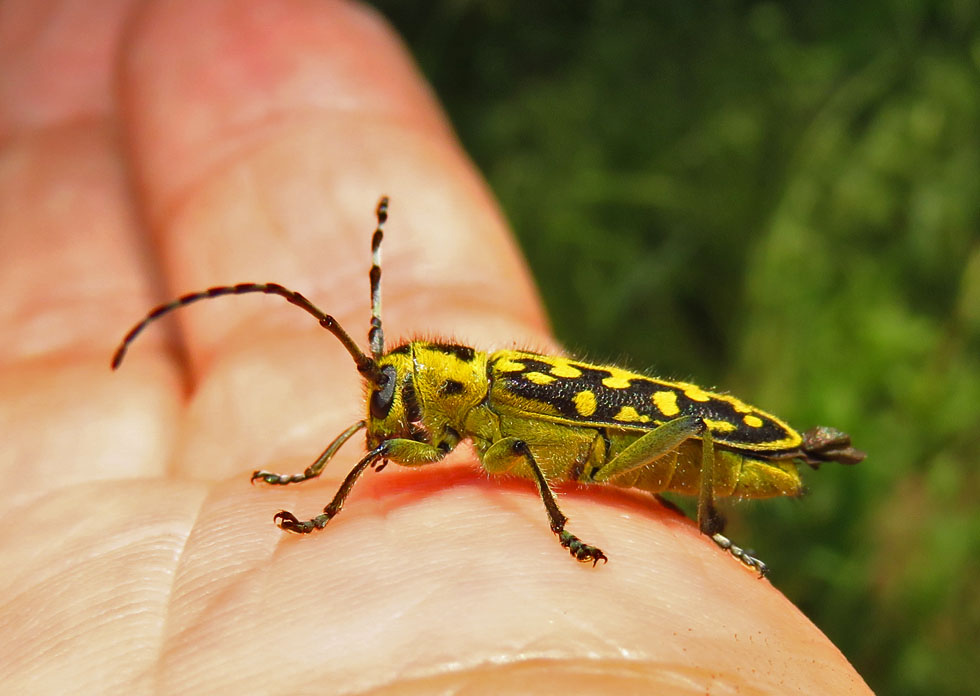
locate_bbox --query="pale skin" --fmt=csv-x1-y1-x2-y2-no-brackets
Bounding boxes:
0,1,873,693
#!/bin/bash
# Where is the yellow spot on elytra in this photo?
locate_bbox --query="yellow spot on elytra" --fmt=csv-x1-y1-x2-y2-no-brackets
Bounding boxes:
496,358,525,372
743,414,764,428
550,361,582,379
525,371,556,385
704,419,737,434
601,374,632,389
573,390,597,417
652,391,680,416
613,406,650,423
683,385,712,402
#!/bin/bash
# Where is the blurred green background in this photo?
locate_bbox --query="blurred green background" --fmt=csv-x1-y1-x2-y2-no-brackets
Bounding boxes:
372,2,980,694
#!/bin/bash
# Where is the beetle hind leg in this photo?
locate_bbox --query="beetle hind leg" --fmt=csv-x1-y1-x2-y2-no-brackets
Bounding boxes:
711,533,768,576
697,428,768,576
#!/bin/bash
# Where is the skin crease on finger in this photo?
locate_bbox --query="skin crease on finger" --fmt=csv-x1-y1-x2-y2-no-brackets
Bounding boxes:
0,0,874,695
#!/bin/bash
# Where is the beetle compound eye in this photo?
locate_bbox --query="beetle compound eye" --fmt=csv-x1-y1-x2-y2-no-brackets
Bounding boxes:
370,364,398,419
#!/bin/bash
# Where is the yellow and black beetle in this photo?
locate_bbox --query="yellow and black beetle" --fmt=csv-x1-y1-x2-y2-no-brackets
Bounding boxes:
113,197,864,575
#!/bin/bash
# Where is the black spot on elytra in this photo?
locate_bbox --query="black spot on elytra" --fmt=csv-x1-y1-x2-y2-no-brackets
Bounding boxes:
440,379,465,395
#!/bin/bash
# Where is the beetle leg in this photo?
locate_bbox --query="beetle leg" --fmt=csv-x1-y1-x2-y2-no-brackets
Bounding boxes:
591,415,703,482
696,428,768,576
275,438,447,534
592,418,769,576
710,532,768,577
252,421,365,486
484,437,607,565
696,425,721,534
275,444,385,533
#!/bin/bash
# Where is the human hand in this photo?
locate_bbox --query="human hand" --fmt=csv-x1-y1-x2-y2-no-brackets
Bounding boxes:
0,1,872,693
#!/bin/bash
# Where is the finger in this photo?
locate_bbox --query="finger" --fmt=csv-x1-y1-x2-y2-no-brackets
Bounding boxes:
119,0,549,480
0,0,181,501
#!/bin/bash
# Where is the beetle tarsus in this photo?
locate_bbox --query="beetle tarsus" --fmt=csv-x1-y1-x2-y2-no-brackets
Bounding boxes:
712,532,768,577
559,530,607,566
252,470,310,485
274,510,329,534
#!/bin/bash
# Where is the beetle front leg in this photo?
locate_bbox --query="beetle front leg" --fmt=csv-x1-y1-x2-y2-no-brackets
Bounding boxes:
252,421,366,486
275,438,447,534
484,438,607,565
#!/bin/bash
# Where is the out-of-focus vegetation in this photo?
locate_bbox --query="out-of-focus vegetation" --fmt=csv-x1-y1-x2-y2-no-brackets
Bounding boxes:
372,3,980,694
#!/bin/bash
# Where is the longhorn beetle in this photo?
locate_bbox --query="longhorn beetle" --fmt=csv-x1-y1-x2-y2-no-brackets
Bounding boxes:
113,197,864,575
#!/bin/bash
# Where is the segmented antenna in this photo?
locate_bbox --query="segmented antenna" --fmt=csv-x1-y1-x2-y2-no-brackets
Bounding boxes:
111,282,380,381
368,196,388,359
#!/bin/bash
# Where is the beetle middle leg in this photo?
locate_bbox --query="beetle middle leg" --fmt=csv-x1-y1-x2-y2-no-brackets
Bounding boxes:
484,437,607,565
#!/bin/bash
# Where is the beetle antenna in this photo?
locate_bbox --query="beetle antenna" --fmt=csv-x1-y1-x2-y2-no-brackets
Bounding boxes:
111,282,381,382
368,196,388,359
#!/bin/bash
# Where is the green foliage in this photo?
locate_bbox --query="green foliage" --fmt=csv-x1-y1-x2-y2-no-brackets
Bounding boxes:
373,2,980,693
